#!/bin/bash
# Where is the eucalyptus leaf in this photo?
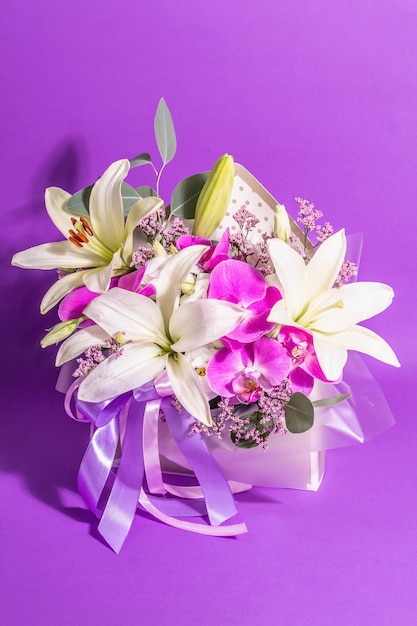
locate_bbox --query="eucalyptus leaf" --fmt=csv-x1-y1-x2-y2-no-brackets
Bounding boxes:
312,393,351,408
121,183,142,216
129,152,152,168
136,185,157,198
285,392,314,434
66,182,140,217
66,184,93,217
154,98,176,165
171,172,210,219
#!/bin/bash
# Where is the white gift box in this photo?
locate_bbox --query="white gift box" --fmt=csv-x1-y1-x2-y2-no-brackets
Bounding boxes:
159,420,325,492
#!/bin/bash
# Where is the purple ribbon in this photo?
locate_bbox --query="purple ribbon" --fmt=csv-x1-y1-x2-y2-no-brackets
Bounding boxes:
161,399,237,526
72,380,241,552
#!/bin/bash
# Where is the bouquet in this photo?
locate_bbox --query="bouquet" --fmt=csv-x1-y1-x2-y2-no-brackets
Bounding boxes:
12,100,400,552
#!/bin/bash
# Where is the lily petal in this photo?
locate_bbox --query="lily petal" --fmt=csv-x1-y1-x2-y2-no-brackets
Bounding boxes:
166,353,212,426
11,240,104,270
156,245,208,323
311,332,347,381
170,299,244,353
78,341,168,402
306,282,394,333
84,288,166,344
89,159,129,252
123,196,164,260
56,325,110,366
268,299,298,327
82,249,124,293
325,325,400,367
267,237,308,318
40,269,95,314
45,187,73,237
305,229,346,302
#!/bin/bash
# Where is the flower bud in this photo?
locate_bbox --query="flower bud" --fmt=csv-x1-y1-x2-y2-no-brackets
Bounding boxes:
274,203,291,243
192,154,235,238
179,275,196,295
152,240,167,257
40,317,84,348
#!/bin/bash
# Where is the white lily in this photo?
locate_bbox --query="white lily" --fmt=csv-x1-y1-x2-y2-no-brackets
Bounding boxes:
267,229,400,381
56,245,245,426
12,159,162,314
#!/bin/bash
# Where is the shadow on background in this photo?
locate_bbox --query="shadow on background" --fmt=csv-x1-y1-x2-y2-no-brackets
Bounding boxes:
1,137,91,515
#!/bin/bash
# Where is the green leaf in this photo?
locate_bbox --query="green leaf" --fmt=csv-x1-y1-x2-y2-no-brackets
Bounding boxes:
136,185,157,198
66,185,93,217
154,98,176,165
66,182,140,218
285,392,314,434
129,152,152,168
171,172,210,219
312,393,351,408
121,182,141,216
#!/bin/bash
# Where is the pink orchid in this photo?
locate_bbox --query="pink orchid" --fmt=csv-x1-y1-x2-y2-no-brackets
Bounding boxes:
207,259,281,343
58,266,156,326
176,228,231,271
207,337,291,403
278,326,335,394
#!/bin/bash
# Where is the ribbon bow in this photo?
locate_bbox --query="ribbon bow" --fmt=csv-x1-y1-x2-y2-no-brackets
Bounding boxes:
65,376,248,552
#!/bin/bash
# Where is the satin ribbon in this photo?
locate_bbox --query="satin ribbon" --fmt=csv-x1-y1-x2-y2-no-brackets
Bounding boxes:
66,380,247,553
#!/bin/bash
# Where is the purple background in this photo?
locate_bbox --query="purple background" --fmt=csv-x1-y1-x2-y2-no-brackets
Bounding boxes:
1,1,416,624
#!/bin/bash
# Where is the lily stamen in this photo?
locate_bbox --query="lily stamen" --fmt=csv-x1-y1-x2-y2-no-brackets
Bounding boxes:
68,236,83,248
68,229,89,248
68,217,93,248
80,216,93,236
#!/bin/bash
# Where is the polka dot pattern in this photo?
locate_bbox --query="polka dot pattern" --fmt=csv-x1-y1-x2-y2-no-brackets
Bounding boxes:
212,173,276,243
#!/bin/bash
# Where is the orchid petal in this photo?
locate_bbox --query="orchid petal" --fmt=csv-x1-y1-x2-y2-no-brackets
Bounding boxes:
227,311,273,343
206,347,245,397
305,229,346,302
11,240,104,270
166,353,212,426
176,235,211,249
289,367,314,395
88,159,129,251
58,278,119,321
170,299,244,353
56,326,110,366
325,325,400,368
84,288,166,344
227,287,281,343
117,267,146,292
78,341,168,403
302,351,331,382
208,259,266,307
44,187,73,237
251,338,291,385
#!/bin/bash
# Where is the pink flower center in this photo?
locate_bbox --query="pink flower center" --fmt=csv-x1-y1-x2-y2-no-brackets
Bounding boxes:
232,370,263,403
